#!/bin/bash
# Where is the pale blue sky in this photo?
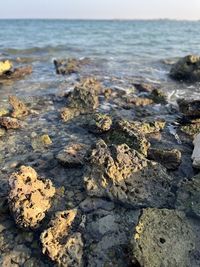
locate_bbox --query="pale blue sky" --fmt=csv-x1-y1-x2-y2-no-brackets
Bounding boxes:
0,0,200,20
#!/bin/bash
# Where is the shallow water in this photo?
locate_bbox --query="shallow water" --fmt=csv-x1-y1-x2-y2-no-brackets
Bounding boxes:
0,19,200,101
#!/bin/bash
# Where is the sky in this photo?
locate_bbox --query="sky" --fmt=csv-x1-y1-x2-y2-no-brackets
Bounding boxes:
0,0,200,20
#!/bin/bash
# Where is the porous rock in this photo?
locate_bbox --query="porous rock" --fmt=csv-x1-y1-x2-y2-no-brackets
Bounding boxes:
0,116,22,129
84,140,173,208
9,95,29,118
88,113,112,134
170,55,200,81
41,209,83,267
148,147,182,170
60,107,81,122
8,166,55,229
56,143,89,167
176,173,200,218
131,208,195,267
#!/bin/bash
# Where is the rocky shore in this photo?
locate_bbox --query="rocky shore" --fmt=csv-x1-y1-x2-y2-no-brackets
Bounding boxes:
0,55,200,266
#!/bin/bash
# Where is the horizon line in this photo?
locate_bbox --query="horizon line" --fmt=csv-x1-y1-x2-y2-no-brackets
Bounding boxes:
0,18,199,21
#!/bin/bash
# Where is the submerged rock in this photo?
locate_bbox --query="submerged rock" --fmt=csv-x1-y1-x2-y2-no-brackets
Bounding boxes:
9,95,29,118
8,166,55,229
148,147,182,170
84,140,173,209
192,133,200,168
150,88,167,104
56,143,89,167
176,173,200,218
88,113,112,134
0,116,22,129
170,55,200,81
0,60,12,75
31,134,52,150
41,209,84,267
131,208,195,267
178,98,200,117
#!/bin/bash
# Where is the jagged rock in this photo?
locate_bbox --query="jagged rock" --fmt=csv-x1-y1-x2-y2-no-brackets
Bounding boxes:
178,98,200,117
41,209,84,267
0,65,32,80
0,116,22,129
150,88,167,104
68,82,99,111
176,173,200,218
56,143,89,167
148,148,182,170
107,120,150,155
88,113,112,134
192,133,200,168
131,208,195,267
54,58,91,75
60,107,80,122
31,134,52,150
9,95,29,118
84,140,173,208
127,97,154,106
170,55,200,81
132,82,156,93
180,119,200,136
8,166,55,229
79,77,102,92
0,60,12,75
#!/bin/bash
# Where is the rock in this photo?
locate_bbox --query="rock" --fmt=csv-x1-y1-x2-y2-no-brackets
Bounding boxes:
170,55,200,81
0,108,9,117
0,127,6,137
126,97,154,106
8,166,55,229
0,116,22,129
178,98,200,117
56,143,89,167
78,77,102,92
0,60,12,75
41,209,84,267
176,173,200,218
31,134,52,150
60,107,80,122
107,120,150,156
192,133,200,168
88,113,112,134
84,140,173,209
9,95,29,118
79,197,114,213
150,88,167,104
54,58,80,74
148,148,182,170
180,118,200,136
132,82,157,93
131,208,195,267
0,65,32,80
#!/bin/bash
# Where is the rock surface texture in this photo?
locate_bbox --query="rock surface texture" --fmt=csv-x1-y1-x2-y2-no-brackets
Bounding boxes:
8,166,55,229
41,209,83,267
84,140,173,208
131,208,195,267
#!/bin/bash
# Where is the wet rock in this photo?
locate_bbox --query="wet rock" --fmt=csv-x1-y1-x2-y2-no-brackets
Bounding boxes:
0,245,31,266
84,140,173,208
176,174,200,218
132,82,156,93
31,134,52,150
131,208,195,267
68,79,100,111
88,113,112,134
9,95,29,118
180,118,200,136
127,97,154,106
79,197,115,213
0,60,12,75
170,55,200,81
0,108,9,117
56,143,89,167
148,147,182,170
54,58,80,74
0,116,22,129
0,127,6,137
8,166,55,229
41,209,84,267
178,98,200,117
78,77,102,92
192,133,200,168
107,120,150,156
150,88,167,104
0,65,32,80
60,107,81,122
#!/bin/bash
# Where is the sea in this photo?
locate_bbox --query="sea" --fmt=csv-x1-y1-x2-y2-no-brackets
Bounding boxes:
0,19,200,102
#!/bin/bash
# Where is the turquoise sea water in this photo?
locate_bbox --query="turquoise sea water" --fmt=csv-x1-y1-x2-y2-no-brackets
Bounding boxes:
0,19,200,99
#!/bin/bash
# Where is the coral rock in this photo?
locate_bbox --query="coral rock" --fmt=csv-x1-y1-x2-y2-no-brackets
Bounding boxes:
88,113,112,134
9,95,29,118
84,140,173,208
41,209,83,267
56,143,89,167
170,55,200,81
8,166,55,229
0,116,22,129
60,107,80,122
131,208,195,267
